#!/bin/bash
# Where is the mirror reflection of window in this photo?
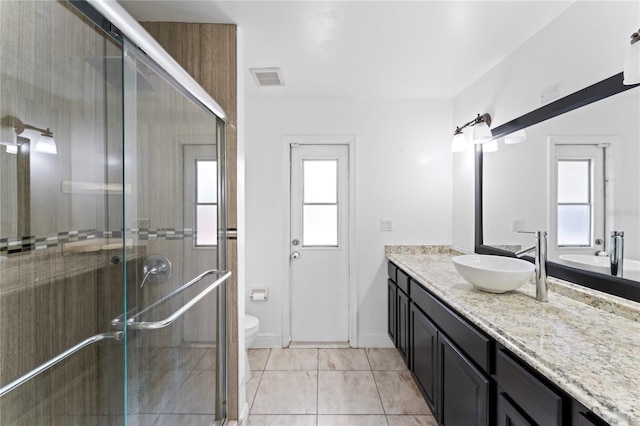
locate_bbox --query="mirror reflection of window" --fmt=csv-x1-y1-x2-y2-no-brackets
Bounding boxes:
556,159,592,247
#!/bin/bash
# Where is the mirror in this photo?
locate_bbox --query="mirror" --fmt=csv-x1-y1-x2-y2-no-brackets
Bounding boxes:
476,73,640,302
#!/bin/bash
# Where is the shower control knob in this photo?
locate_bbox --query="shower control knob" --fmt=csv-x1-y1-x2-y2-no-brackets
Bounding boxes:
291,251,300,260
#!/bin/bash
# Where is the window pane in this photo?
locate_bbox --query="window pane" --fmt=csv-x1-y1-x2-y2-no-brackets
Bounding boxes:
197,160,217,203
558,160,589,203
557,205,590,246
304,160,337,203
303,205,338,246
196,205,217,246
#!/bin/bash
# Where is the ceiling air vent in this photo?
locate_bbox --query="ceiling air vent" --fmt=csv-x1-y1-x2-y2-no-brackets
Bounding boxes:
250,67,284,87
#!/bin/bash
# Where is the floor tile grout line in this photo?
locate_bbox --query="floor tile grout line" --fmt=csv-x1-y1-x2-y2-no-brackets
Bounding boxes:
247,348,270,419
316,349,320,424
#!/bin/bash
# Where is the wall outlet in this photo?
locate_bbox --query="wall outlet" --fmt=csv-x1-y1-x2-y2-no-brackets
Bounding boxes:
541,83,561,104
380,218,394,232
511,218,525,232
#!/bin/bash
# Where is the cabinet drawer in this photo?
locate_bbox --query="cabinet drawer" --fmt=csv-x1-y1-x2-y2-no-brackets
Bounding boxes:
388,262,397,282
496,349,563,426
411,280,491,372
396,269,410,295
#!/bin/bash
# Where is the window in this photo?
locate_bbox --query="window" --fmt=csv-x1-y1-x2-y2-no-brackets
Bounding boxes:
195,160,217,246
302,159,338,247
556,159,592,247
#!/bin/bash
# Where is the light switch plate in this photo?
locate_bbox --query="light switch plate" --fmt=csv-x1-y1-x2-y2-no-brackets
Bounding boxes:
380,218,394,232
511,218,525,232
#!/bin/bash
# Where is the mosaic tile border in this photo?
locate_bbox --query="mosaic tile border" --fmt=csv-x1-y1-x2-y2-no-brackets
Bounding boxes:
0,228,199,254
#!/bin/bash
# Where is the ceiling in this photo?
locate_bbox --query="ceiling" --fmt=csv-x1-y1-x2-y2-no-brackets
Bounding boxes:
119,1,575,100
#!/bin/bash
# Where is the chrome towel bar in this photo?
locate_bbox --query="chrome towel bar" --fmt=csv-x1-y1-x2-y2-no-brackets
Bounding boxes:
0,331,124,398
112,269,231,330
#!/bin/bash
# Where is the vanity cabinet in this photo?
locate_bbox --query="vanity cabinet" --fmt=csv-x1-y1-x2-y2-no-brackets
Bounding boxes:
497,393,534,426
387,260,611,426
387,279,397,343
387,263,409,366
389,262,493,425
495,347,564,426
410,303,438,414
440,333,491,425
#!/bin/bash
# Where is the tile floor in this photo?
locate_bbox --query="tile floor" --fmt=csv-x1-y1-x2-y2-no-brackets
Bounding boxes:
246,348,437,426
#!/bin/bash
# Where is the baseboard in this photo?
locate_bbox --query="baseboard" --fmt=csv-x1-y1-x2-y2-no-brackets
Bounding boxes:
251,333,283,348
357,334,395,348
251,333,394,348
239,402,249,425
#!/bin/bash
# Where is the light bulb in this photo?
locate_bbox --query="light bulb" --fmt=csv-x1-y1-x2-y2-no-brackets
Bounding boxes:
0,124,17,145
623,30,640,85
451,132,469,152
34,134,57,154
472,121,492,144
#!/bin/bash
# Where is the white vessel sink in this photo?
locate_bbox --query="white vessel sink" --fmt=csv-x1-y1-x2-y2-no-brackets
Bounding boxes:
559,254,640,280
452,254,534,293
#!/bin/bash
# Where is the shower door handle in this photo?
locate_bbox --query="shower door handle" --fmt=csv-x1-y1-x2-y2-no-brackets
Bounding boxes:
0,331,124,398
117,270,232,330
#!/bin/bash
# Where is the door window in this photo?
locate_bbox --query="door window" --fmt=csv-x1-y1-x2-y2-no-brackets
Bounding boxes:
302,159,338,247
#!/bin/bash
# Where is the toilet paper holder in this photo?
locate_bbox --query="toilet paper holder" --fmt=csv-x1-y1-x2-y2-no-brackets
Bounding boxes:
250,288,268,301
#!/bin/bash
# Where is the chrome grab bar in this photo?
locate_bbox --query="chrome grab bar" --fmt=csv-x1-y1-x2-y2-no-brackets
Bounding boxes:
0,331,124,398
112,270,231,330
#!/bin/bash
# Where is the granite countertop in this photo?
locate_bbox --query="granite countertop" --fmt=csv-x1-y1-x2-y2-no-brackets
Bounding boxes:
385,245,640,426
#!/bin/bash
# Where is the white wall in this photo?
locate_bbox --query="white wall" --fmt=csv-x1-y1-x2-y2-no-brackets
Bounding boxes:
244,98,452,346
452,1,640,252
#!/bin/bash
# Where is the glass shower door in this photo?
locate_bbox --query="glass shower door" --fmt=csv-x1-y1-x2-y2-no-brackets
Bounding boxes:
0,1,128,424
120,40,227,425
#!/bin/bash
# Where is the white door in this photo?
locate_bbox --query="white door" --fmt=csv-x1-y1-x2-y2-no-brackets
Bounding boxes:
290,144,350,343
549,143,606,260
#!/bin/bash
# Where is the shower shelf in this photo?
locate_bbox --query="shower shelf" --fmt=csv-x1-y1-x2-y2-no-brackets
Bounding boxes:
112,269,231,330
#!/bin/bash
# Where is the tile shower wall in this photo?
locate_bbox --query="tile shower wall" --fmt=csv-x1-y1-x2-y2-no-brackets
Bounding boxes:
0,247,141,425
0,1,129,424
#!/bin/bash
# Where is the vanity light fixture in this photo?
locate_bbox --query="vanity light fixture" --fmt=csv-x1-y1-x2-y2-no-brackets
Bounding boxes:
0,115,57,154
623,28,640,85
451,113,493,152
451,127,469,152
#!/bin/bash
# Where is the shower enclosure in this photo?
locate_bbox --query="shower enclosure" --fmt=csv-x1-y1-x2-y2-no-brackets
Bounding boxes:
0,1,229,425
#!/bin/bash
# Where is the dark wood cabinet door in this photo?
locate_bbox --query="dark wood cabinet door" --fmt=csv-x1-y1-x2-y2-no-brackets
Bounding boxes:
410,303,438,415
388,279,397,344
397,288,409,366
440,334,490,426
498,393,534,426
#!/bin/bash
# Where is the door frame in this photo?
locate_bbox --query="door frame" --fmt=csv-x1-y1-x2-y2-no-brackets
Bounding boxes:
547,135,617,255
281,135,358,348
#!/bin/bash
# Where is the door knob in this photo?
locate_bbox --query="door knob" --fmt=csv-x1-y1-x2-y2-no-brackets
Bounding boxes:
291,251,300,259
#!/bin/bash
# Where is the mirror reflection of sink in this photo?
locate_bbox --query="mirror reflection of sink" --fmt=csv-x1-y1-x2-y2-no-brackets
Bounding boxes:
452,254,535,293
559,254,640,280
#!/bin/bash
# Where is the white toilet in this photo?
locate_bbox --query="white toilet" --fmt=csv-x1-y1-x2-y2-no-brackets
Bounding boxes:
244,314,260,383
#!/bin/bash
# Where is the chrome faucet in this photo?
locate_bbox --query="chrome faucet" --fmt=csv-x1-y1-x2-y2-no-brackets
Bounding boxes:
515,231,549,302
610,231,624,277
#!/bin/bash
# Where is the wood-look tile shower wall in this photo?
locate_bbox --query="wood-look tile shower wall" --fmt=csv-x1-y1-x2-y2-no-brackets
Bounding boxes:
0,2,137,424
141,22,239,419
